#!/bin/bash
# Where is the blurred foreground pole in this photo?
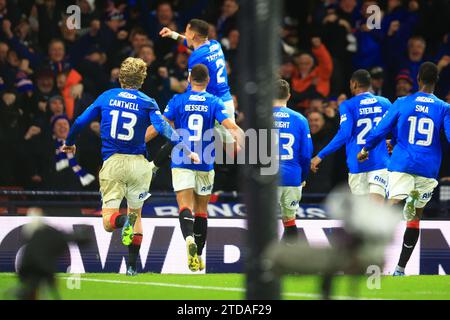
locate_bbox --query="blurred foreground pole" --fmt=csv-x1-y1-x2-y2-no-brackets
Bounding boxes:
239,0,281,299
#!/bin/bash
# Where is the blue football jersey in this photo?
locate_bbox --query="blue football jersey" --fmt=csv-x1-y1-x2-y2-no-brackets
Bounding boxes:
66,88,183,160
317,92,392,174
185,39,232,102
273,107,313,186
164,90,229,171
365,92,450,179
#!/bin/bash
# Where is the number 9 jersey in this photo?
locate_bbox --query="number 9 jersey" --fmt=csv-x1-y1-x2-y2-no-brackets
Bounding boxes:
365,92,450,179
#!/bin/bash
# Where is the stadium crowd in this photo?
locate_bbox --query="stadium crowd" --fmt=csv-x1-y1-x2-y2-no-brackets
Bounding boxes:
0,0,449,195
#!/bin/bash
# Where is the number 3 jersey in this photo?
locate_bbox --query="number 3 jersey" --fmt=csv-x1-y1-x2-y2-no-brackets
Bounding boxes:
66,88,179,161
164,90,229,172
273,106,313,186
365,92,450,179
317,92,392,174
185,39,232,102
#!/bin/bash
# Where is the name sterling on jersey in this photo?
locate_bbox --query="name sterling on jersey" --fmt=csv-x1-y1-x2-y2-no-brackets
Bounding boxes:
109,99,139,111
359,106,383,115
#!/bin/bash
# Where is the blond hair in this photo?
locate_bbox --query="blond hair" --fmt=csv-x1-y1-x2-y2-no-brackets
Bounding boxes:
119,57,147,89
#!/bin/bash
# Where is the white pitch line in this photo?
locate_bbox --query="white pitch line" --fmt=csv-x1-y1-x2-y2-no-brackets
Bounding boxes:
58,276,384,300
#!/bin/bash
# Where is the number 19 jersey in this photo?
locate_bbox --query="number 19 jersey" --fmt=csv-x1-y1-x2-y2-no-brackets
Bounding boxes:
317,92,392,174
365,92,450,179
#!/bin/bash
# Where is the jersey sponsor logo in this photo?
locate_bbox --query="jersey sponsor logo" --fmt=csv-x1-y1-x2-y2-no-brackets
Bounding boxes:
340,114,347,123
415,96,435,103
273,111,290,118
360,97,378,105
359,106,383,115
118,91,137,99
415,105,429,113
189,95,207,102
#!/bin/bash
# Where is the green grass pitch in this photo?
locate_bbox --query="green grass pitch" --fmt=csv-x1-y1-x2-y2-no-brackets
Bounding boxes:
1,273,449,300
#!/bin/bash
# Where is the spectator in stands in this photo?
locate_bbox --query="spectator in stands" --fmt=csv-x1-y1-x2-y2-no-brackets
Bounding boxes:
303,110,340,195
395,69,413,98
370,66,385,96
47,39,71,76
398,35,426,90
290,37,333,109
215,0,239,39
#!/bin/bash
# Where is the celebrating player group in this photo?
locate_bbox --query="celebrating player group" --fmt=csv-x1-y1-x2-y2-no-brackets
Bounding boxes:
61,16,450,277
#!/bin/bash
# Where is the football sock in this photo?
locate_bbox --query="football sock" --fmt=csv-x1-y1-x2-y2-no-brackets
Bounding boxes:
154,142,174,167
397,220,420,269
128,233,143,269
194,213,208,256
282,219,298,243
110,212,127,229
179,208,194,239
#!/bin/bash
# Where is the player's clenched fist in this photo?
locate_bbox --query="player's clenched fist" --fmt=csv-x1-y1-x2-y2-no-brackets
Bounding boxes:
357,148,369,162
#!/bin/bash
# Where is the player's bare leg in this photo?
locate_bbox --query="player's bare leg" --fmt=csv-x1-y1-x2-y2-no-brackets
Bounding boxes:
193,193,210,271
176,188,199,271
126,207,143,276
369,192,385,204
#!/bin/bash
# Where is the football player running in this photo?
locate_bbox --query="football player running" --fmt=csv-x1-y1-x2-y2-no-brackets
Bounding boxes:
62,57,199,276
146,64,244,272
358,62,450,276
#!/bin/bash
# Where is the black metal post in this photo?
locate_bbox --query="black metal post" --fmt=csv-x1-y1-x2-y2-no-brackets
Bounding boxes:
238,0,281,300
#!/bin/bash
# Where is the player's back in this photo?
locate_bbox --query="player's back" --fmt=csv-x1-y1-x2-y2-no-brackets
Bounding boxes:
99,88,157,160
188,40,232,101
273,107,310,186
344,92,391,173
389,92,449,178
165,90,228,171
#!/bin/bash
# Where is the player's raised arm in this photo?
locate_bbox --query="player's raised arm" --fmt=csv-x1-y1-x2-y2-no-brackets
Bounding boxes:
159,26,186,44
311,101,353,172
63,99,102,153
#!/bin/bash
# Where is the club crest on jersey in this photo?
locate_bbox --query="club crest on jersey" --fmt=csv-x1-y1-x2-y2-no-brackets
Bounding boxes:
340,114,347,123
118,92,137,99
